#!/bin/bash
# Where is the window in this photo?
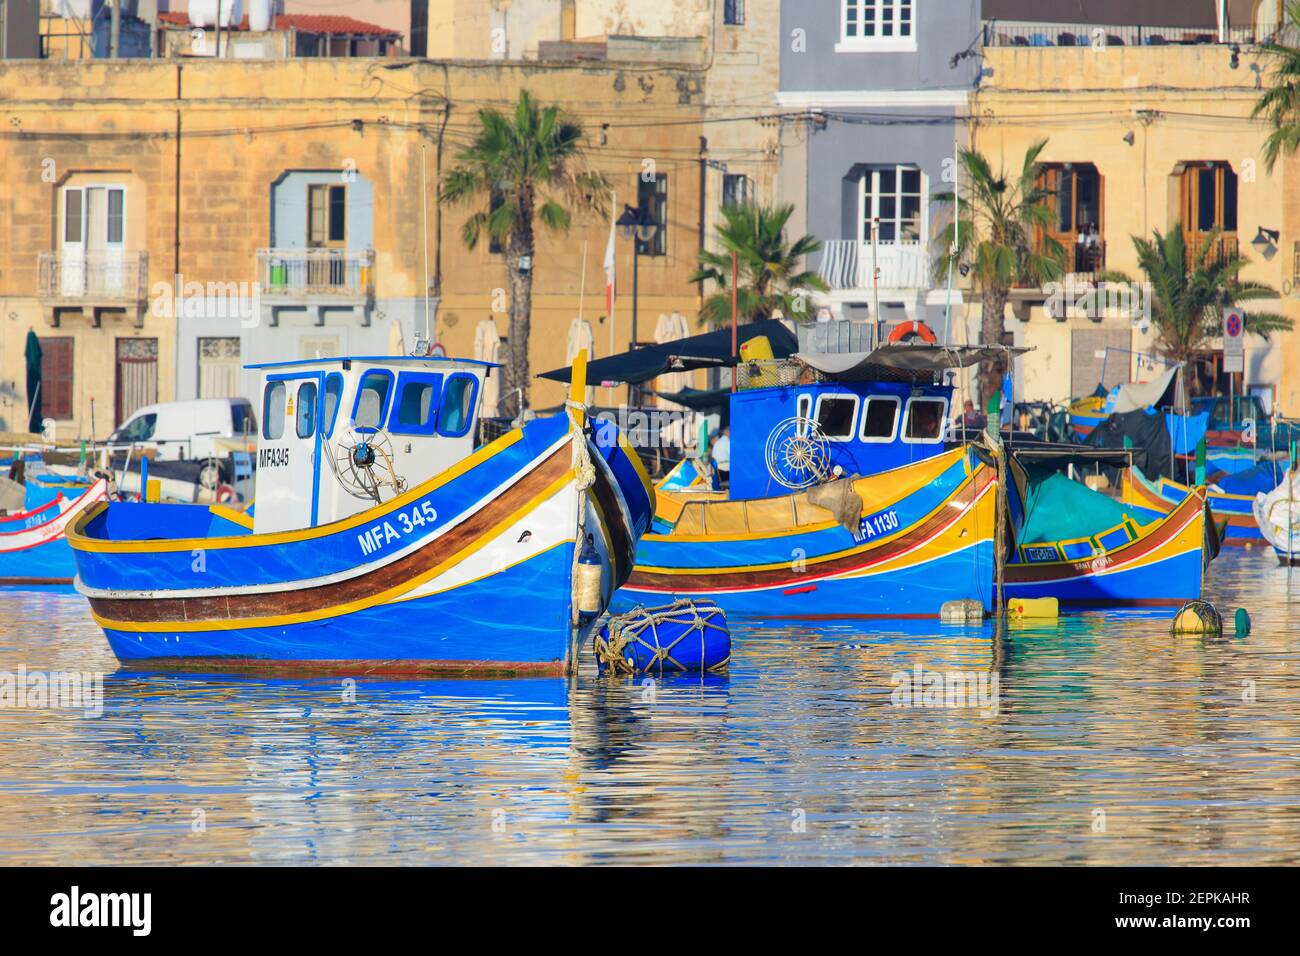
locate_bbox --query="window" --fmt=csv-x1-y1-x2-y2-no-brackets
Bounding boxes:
903,397,947,443
322,373,343,437
115,413,157,442
860,396,901,441
231,401,257,437
840,0,915,49
722,173,750,208
352,370,393,429
488,187,505,255
814,394,859,441
1038,163,1104,273
107,189,124,244
296,381,317,439
724,0,745,26
637,173,668,257
263,382,286,440
63,190,83,244
1180,162,1238,264
861,166,923,244
389,372,442,435
39,337,74,421
438,374,479,437
308,184,346,247
197,337,241,400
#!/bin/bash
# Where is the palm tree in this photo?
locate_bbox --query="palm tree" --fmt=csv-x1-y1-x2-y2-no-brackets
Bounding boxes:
1253,1,1300,172
934,140,1067,406
691,202,827,328
441,90,607,417
1102,228,1290,407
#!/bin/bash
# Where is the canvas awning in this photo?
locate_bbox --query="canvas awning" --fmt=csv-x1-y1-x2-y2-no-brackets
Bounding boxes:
795,344,1033,382
1108,364,1181,415
539,320,798,386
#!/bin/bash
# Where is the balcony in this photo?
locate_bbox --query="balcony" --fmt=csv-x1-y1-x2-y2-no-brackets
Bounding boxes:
1185,232,1239,270
817,240,933,292
37,251,149,326
982,21,1268,48
256,248,375,300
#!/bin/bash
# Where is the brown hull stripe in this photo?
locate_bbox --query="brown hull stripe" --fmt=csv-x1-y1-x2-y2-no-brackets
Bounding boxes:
627,465,994,592
89,443,572,625
1006,493,1203,585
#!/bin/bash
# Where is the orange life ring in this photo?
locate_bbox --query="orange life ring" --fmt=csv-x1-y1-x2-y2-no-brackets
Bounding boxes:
216,484,237,504
887,320,938,344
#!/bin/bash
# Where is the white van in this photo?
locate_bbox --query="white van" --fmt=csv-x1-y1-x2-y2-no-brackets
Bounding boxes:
108,398,257,471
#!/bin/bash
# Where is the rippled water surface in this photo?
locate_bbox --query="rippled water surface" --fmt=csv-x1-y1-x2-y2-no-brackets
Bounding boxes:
1,549,1298,865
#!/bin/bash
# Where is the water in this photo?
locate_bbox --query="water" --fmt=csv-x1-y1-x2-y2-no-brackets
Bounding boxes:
1,549,1298,865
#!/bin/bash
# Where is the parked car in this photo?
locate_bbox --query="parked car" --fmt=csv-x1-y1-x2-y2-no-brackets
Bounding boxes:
107,398,257,488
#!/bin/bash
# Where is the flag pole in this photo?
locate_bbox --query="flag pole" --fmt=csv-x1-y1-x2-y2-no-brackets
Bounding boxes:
730,251,739,393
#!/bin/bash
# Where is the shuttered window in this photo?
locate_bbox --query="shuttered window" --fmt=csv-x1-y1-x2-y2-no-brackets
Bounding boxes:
39,337,75,421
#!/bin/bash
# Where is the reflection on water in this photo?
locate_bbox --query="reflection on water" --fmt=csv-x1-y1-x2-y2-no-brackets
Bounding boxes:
1,549,1298,865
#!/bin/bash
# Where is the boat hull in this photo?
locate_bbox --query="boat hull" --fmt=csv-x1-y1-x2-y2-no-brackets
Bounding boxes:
1121,467,1260,545
0,480,109,585
1005,490,1208,607
616,447,997,618
70,415,653,675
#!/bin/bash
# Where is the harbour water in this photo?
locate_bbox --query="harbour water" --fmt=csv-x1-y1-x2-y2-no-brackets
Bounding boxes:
1,548,1297,866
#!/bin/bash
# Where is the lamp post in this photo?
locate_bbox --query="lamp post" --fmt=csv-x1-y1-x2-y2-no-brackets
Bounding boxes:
616,202,659,407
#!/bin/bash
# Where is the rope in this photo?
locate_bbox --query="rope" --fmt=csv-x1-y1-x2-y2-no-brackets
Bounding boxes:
594,599,730,676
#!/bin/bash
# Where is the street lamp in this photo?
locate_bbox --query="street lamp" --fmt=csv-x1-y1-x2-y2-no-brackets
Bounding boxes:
1252,226,1280,261
615,202,660,406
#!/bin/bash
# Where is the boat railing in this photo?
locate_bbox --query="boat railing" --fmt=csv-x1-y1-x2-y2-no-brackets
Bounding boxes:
735,358,816,391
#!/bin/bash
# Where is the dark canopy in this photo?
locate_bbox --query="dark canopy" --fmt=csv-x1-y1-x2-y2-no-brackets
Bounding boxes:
539,320,798,386
797,344,1033,383
649,387,731,413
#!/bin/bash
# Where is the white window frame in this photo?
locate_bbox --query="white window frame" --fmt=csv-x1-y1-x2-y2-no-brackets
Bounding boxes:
813,393,861,443
859,395,901,443
901,395,949,445
837,0,917,53
859,165,925,246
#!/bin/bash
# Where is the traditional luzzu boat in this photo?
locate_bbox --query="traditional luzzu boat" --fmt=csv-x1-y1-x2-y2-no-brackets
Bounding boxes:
1002,457,1212,608
1119,466,1261,546
614,346,1002,618
0,478,109,585
66,352,654,676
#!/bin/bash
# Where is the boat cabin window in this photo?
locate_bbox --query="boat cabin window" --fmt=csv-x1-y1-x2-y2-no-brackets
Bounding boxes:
296,381,317,439
903,397,947,443
322,373,343,437
389,372,443,436
263,382,286,440
438,374,479,437
796,394,813,436
352,370,394,429
814,395,860,441
860,396,901,442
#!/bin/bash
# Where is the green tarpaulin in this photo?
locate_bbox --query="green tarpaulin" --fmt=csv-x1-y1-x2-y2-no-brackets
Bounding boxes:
24,330,42,434
1019,465,1135,544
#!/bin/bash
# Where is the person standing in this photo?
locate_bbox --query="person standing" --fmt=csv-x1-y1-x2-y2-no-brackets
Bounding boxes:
712,426,731,489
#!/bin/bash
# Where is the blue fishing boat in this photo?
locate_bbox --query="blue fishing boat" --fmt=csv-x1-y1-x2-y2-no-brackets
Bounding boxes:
1003,457,1211,608
67,352,654,676
611,346,1003,618
0,478,109,585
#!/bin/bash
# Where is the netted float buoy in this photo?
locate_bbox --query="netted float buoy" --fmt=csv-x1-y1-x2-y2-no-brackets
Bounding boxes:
1171,600,1223,636
594,599,730,676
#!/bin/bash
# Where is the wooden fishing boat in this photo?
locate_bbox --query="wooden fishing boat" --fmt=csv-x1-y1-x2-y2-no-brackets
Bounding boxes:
0,478,110,585
1120,466,1259,546
1004,460,1211,608
614,346,1003,618
67,352,653,676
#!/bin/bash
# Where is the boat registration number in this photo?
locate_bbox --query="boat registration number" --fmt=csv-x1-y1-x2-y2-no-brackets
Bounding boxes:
857,509,900,541
356,501,439,557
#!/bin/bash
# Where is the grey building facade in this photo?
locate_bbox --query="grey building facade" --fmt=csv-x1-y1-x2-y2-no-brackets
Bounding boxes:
778,0,980,340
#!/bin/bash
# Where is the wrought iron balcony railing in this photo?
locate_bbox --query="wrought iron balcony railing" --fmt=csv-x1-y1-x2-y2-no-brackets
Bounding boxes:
256,248,375,298
37,251,148,301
